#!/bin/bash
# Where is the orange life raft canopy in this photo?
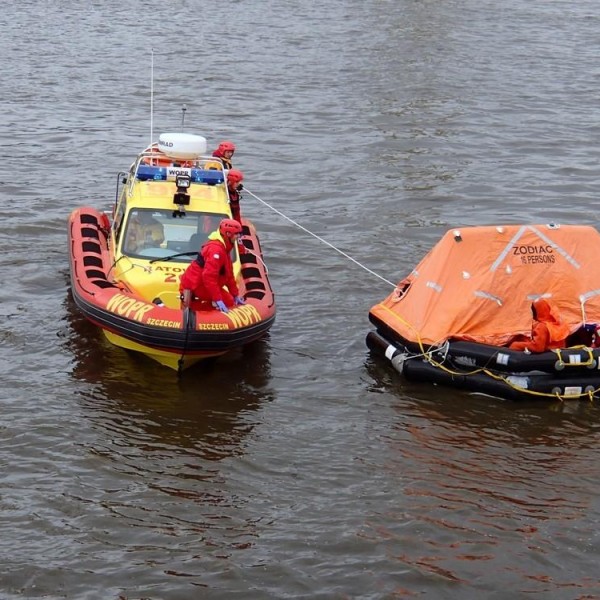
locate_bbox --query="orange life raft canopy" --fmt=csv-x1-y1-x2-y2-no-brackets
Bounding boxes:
369,224,600,348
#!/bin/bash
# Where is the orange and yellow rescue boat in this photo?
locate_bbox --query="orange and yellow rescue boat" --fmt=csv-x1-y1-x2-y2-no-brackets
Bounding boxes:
68,132,275,372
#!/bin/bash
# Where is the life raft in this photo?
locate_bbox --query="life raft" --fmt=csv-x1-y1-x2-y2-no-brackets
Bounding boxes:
367,223,600,401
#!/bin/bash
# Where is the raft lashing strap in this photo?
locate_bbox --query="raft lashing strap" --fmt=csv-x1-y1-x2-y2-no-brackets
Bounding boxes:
553,347,596,370
136,165,224,185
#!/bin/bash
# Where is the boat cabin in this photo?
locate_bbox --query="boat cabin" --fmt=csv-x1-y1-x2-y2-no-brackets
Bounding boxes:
109,134,240,307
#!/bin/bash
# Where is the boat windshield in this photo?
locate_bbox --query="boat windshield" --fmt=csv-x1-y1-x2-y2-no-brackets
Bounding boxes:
121,209,228,261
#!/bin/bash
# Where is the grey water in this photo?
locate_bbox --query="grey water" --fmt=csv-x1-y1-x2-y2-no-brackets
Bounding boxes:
2,1,600,598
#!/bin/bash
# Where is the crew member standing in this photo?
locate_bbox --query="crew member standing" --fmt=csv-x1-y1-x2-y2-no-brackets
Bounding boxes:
211,140,236,170
227,169,245,224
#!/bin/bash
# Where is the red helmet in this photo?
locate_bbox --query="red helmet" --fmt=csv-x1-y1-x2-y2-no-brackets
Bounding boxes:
227,169,244,185
219,218,243,238
218,140,236,153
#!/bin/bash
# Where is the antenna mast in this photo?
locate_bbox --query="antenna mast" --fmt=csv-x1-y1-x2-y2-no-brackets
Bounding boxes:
150,49,154,148
181,104,187,131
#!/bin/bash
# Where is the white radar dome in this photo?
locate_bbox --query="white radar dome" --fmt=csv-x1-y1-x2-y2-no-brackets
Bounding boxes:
158,133,207,159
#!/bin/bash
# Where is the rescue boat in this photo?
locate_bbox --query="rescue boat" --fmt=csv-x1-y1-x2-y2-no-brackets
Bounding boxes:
367,224,600,401
68,132,275,372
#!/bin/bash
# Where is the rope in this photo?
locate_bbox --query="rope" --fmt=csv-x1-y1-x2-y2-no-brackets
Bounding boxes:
243,189,600,401
243,246,269,274
244,188,397,288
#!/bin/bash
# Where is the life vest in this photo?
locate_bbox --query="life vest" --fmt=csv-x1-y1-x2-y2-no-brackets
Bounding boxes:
180,230,238,302
212,149,232,170
196,252,226,276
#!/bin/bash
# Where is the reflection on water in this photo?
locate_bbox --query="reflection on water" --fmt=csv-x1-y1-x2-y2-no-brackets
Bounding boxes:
365,356,600,595
63,287,273,519
63,289,273,462
365,356,600,443
23,292,280,597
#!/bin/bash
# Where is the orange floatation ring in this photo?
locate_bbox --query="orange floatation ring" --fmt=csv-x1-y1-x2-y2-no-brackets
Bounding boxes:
142,146,175,167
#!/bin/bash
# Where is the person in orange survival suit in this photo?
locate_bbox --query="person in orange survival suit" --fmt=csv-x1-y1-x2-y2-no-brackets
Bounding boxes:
211,140,236,170
227,169,244,224
180,219,246,313
509,298,571,353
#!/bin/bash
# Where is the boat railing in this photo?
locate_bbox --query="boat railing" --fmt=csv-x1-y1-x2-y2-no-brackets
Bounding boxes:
136,151,226,171
127,152,226,194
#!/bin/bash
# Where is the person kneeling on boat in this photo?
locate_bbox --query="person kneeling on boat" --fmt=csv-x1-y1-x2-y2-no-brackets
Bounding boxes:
509,298,570,353
180,218,246,313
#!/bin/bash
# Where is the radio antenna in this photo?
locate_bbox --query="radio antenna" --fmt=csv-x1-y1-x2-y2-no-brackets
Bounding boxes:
181,104,187,131
150,49,154,149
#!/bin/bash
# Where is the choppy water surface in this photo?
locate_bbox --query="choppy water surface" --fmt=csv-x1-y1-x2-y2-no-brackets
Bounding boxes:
2,1,600,598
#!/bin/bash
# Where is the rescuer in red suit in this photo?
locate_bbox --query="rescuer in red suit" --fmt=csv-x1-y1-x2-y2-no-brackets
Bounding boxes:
211,140,236,170
180,219,246,313
227,169,244,224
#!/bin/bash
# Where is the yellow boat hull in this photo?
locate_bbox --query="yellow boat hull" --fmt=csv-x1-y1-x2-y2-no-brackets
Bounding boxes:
103,330,226,371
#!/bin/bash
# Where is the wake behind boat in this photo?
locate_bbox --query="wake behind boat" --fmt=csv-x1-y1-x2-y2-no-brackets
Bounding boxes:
68,132,275,372
367,223,600,401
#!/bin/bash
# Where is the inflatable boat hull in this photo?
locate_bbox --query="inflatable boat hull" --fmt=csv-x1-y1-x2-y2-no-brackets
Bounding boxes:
68,207,275,371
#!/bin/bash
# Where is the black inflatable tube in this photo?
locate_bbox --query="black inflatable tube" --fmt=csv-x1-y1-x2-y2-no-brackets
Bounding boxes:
366,330,400,359
366,330,600,401
401,359,599,402
368,313,599,375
